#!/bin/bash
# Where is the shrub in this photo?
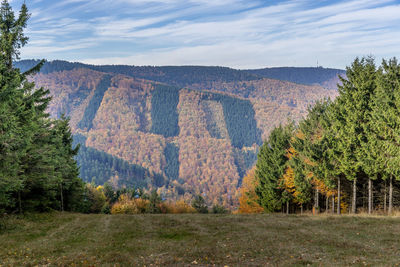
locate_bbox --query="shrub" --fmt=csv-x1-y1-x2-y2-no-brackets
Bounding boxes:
135,198,150,213
101,203,111,214
161,200,196,214
212,204,228,214
83,184,107,213
111,194,150,214
192,195,208,214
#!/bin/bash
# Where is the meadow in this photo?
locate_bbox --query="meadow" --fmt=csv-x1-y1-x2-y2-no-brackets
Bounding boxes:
1,212,399,266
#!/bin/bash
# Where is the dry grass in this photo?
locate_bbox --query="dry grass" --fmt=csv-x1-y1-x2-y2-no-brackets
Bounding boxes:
1,212,400,266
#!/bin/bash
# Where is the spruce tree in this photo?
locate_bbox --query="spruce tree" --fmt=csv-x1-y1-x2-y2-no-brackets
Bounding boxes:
330,57,377,214
0,0,31,212
292,100,334,212
52,115,82,211
0,1,83,212
369,58,400,214
255,124,293,212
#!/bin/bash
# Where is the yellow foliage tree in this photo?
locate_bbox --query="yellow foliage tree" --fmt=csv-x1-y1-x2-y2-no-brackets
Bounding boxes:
111,194,150,214
281,166,297,197
238,167,264,214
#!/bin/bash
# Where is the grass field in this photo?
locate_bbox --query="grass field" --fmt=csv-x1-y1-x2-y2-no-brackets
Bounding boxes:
1,212,400,266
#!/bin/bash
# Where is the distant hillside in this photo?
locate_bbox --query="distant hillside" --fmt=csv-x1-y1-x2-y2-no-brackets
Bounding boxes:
245,67,345,90
16,60,261,89
72,134,152,189
19,59,339,207
16,60,343,89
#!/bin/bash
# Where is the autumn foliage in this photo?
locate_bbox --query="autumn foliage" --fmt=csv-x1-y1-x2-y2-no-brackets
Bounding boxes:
28,61,338,209
238,167,263,213
110,194,196,214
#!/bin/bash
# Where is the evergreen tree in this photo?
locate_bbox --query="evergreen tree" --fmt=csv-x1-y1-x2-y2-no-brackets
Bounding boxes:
330,57,377,214
293,100,336,212
255,124,293,212
0,0,32,212
191,195,208,213
52,115,82,211
0,1,83,213
148,190,161,213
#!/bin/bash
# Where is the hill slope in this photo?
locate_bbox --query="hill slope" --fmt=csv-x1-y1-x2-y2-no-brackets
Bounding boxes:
16,60,344,89
245,67,345,90
21,60,338,207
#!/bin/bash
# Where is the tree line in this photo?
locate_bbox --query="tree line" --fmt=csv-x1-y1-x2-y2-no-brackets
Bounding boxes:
253,57,400,214
74,134,149,188
84,182,228,214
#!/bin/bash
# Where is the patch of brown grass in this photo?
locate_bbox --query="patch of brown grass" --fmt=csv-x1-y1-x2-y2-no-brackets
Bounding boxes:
1,213,400,266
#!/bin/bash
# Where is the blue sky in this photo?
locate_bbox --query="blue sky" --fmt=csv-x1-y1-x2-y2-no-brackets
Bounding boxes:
9,0,400,69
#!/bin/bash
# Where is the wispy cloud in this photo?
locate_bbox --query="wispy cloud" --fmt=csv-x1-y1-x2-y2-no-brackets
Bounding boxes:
10,0,400,68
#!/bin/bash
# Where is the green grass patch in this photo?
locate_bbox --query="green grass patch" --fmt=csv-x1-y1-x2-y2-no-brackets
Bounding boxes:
158,229,193,240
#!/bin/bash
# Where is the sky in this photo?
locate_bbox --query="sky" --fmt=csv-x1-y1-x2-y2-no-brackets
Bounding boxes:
9,0,400,69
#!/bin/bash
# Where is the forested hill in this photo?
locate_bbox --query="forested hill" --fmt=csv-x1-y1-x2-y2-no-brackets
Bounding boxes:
245,67,346,90
15,60,260,89
15,60,344,90
17,59,338,208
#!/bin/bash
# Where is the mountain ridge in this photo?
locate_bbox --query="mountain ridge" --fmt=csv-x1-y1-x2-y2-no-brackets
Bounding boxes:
16,59,344,89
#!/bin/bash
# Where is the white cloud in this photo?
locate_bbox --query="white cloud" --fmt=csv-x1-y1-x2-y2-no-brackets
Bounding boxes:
17,0,400,68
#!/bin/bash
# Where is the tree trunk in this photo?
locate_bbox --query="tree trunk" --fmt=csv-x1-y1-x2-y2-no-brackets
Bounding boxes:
337,177,341,215
18,191,22,214
352,178,357,214
301,204,303,214
389,175,393,215
315,189,319,213
286,201,289,215
60,183,64,212
384,179,387,213
363,183,366,210
368,178,372,214
372,183,374,211
326,196,329,213
332,196,335,214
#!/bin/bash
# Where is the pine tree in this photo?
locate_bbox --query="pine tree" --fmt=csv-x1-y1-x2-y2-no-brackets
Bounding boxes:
191,195,208,213
330,57,377,214
52,115,82,211
0,98,19,211
148,190,161,213
0,1,83,212
369,58,400,214
0,0,32,212
255,124,293,212
293,100,336,212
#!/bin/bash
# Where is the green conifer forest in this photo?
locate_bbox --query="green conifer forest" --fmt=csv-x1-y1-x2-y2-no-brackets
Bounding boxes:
254,57,400,215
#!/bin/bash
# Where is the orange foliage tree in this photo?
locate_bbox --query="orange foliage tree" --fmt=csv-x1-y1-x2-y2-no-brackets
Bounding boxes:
238,167,264,213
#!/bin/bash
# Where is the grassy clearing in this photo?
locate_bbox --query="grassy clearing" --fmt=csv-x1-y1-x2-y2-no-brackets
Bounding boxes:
0,212,399,266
